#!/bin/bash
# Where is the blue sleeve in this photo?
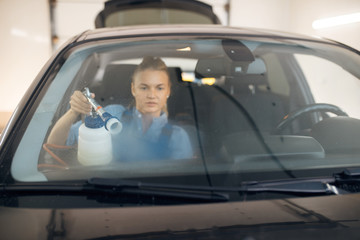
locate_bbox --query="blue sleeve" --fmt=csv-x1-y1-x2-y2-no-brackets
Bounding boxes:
66,120,82,146
168,126,193,159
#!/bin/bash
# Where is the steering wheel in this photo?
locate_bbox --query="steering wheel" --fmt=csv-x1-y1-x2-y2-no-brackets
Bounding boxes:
276,103,348,133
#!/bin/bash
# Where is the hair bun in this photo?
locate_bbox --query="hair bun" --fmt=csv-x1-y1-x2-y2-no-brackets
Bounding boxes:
137,56,168,72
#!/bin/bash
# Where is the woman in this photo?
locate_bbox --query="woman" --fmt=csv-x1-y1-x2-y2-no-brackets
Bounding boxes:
47,56,193,161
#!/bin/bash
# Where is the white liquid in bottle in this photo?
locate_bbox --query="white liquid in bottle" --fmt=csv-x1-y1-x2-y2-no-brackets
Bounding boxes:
78,115,112,166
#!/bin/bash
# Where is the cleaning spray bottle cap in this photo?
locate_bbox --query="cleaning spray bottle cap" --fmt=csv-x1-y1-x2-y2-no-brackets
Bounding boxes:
84,115,104,128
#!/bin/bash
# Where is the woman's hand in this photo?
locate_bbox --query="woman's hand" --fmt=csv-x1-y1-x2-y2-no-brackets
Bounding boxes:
47,90,94,145
69,90,93,115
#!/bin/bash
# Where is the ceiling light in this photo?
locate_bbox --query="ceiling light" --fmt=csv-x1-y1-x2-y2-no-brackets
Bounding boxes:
176,47,191,52
11,28,28,37
201,78,216,86
312,12,360,29
181,72,195,82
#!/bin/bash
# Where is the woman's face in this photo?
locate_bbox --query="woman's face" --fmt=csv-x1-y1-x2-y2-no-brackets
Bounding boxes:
131,69,170,117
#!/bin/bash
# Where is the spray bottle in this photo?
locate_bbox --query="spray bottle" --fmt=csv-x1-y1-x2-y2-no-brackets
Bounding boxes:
77,88,122,166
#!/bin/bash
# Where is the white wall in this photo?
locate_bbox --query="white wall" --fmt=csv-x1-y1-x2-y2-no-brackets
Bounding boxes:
229,0,360,50
53,0,105,48
229,0,292,31
0,0,52,112
291,0,360,50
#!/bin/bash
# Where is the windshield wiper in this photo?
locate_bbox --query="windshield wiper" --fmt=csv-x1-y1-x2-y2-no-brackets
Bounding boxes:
332,168,360,193
334,168,360,180
3,170,357,204
239,168,360,195
87,178,230,202
87,177,339,199
0,180,229,204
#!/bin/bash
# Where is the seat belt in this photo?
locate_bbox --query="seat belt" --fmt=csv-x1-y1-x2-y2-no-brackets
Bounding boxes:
121,109,173,146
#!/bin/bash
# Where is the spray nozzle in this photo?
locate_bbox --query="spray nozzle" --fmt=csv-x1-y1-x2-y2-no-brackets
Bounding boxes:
82,87,122,134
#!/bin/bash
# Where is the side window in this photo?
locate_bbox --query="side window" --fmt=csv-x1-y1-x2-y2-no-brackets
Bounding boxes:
295,54,360,119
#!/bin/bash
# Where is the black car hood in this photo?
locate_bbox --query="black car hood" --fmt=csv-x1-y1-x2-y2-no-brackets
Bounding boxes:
1,194,360,239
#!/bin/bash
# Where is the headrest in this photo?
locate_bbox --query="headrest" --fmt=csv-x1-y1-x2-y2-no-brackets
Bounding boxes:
195,57,229,78
92,64,136,106
195,40,256,79
102,64,136,86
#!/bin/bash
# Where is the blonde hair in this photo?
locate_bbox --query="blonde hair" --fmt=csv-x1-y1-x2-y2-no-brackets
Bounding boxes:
132,56,171,115
133,56,169,78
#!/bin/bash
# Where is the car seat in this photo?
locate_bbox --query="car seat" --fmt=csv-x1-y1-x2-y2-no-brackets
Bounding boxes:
92,64,136,107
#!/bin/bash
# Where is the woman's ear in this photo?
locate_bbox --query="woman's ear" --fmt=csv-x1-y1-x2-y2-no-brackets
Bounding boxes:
131,82,135,97
167,84,171,98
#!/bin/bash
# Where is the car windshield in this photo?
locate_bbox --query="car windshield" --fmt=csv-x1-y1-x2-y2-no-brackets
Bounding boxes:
10,36,360,187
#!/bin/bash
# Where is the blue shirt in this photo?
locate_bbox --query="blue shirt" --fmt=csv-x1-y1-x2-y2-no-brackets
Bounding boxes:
67,105,193,161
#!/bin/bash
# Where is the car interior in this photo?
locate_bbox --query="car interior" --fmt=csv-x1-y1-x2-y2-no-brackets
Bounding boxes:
11,38,360,182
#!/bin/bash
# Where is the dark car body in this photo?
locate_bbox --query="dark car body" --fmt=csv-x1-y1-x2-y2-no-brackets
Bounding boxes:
94,0,221,28
2,194,360,239
1,24,360,239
